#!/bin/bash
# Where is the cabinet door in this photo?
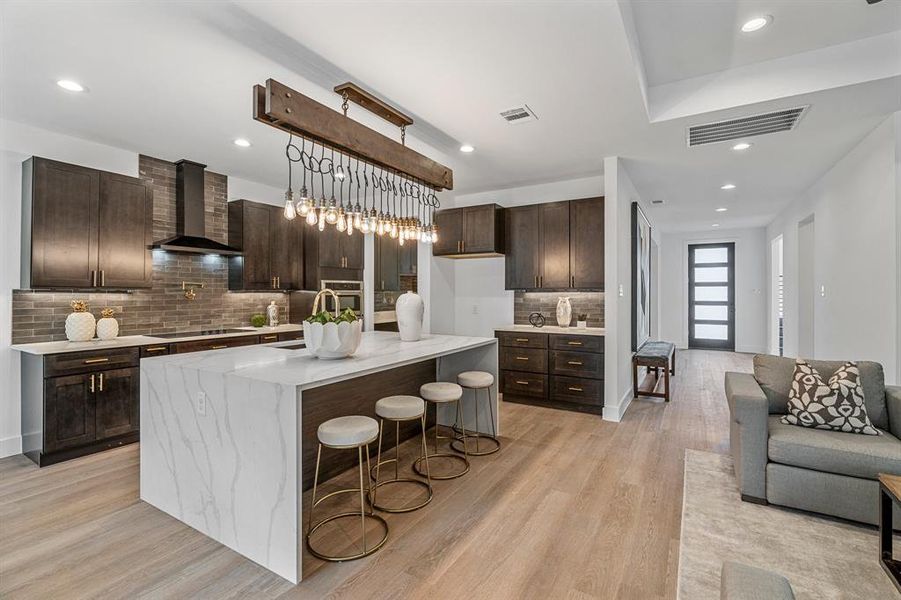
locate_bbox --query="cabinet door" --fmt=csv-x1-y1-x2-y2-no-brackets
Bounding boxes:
539,201,570,288
95,367,139,439
318,226,344,269
432,209,463,256
98,173,153,288
505,205,541,289
269,205,303,289
462,205,496,253
29,158,100,288
242,203,273,289
377,235,400,290
399,242,417,275
341,229,364,270
570,197,604,289
44,374,96,452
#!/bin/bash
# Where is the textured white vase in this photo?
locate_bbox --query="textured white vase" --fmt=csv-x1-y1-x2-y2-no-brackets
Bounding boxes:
65,311,96,342
395,291,424,341
96,317,119,340
556,296,572,327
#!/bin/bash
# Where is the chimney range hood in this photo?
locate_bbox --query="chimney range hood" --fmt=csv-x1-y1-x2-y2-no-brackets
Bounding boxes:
152,159,242,256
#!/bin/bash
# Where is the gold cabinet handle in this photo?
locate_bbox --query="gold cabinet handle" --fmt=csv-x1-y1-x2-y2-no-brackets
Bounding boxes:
144,346,167,352
101,270,105,286
99,372,104,392
568,386,583,392
462,240,465,253
567,361,583,366
90,374,95,393
515,380,530,385
539,275,543,287
567,341,583,346
515,356,529,361
534,275,538,288
515,338,529,342
571,275,575,288
210,344,228,350
91,270,97,287
83,357,110,364
261,335,277,341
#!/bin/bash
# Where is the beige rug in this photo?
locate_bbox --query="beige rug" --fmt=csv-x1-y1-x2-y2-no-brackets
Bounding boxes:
677,449,900,599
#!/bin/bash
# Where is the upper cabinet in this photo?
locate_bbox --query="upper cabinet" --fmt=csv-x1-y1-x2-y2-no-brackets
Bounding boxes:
228,199,303,291
22,157,153,289
504,196,604,291
432,204,505,257
374,235,400,292
304,224,364,289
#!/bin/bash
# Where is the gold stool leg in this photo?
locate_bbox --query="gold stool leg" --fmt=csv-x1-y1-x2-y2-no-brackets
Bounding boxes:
307,444,322,535
358,445,366,554
373,420,384,508
452,385,501,456
421,414,432,493
414,399,469,480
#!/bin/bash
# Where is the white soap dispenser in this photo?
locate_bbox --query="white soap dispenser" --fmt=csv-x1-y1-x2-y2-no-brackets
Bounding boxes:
267,300,279,327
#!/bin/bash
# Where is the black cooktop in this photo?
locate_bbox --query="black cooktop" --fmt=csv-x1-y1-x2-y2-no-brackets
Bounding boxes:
150,328,249,339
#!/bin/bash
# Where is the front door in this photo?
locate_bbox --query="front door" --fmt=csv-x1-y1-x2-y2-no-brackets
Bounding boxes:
688,242,735,350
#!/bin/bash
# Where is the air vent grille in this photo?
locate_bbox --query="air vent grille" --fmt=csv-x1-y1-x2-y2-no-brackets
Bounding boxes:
651,199,665,205
687,106,808,147
500,105,538,124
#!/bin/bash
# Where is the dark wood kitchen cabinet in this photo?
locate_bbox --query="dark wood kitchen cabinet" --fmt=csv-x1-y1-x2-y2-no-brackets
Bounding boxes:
304,225,364,289
228,200,303,290
374,234,400,291
432,204,504,257
21,157,153,289
504,197,604,291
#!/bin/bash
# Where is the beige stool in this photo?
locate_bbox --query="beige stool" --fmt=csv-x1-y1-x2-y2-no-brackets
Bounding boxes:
452,371,500,456
369,395,433,513
306,415,388,562
413,382,470,480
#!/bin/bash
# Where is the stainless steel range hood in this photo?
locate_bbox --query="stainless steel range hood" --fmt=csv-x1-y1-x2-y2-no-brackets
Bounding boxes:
151,159,242,256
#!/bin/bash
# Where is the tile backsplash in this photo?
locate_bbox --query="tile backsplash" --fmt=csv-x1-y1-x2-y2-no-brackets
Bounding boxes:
513,291,604,327
11,155,288,344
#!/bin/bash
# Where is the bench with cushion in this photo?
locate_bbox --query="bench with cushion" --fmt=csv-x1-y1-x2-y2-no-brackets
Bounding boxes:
633,341,676,402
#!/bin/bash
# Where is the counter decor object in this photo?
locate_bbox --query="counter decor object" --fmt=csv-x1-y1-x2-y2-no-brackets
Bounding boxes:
303,289,362,359
528,312,546,328
395,291,423,341
556,296,572,327
267,300,279,327
65,300,95,342
96,308,119,340
576,314,588,329
251,313,267,327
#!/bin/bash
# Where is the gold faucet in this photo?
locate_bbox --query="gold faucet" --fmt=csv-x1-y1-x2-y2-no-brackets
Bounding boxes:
182,281,204,301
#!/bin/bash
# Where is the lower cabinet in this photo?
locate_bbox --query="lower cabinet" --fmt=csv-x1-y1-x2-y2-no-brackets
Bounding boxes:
496,330,604,414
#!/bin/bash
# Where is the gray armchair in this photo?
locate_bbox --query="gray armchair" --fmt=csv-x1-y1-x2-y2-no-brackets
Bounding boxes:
726,355,901,526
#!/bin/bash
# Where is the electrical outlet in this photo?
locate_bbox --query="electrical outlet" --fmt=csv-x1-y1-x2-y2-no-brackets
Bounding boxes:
472,304,479,315
196,392,207,416
618,284,624,297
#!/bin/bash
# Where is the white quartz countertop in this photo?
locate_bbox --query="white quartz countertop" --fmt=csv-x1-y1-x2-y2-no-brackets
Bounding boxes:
495,324,606,336
10,324,303,355
141,331,496,389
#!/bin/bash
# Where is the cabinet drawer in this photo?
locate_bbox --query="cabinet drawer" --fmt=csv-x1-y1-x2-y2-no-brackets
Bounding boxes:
277,331,303,342
496,331,547,349
140,344,170,358
45,348,139,378
549,334,603,353
500,371,547,399
173,335,259,354
550,376,604,406
258,332,280,343
500,347,547,373
550,350,603,379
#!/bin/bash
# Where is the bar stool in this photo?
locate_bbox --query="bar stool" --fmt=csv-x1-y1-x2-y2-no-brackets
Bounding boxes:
452,371,500,456
413,382,470,480
306,415,389,562
368,395,433,513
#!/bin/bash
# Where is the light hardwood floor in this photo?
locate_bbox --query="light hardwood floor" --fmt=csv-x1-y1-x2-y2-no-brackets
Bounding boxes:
0,349,751,599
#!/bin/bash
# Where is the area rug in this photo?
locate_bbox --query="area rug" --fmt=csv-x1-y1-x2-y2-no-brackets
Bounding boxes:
677,449,899,599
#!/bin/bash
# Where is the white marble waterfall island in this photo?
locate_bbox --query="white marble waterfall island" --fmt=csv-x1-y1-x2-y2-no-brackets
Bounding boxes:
139,331,498,584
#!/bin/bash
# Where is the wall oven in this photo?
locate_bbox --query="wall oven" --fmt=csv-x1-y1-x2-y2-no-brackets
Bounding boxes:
321,280,364,315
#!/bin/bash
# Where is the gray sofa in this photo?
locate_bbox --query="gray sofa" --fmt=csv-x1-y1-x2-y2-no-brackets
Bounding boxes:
725,355,901,526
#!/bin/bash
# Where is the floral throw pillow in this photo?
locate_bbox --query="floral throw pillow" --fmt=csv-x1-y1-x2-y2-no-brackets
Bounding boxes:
781,359,879,435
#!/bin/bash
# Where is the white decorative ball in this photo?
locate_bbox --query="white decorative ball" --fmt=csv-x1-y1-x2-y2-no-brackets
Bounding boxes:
96,317,119,340
65,311,96,342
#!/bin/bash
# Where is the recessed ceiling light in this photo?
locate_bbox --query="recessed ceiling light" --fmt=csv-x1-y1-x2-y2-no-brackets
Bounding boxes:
741,15,772,33
459,144,475,153
56,79,85,92
233,138,252,148
732,142,752,151
721,183,736,190
715,207,728,212
712,223,720,228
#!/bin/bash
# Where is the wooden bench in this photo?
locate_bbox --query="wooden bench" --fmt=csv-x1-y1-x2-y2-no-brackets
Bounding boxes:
632,341,676,402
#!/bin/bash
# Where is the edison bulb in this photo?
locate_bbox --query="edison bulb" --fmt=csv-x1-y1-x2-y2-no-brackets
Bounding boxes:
336,213,347,232
283,197,296,220
318,216,325,231
305,209,318,225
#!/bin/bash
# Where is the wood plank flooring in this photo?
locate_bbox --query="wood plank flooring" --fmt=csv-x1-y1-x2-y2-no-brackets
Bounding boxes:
0,350,750,599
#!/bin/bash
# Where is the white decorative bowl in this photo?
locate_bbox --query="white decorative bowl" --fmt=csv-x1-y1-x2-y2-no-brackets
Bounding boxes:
303,320,362,359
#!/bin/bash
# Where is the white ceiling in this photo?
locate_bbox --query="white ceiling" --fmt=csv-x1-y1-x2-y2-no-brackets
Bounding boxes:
1,0,899,232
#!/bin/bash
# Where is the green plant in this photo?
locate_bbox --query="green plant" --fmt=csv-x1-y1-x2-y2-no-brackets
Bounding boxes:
250,313,267,327
306,307,358,325
577,313,588,321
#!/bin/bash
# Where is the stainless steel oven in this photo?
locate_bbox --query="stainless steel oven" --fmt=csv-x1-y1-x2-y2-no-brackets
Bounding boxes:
321,280,364,315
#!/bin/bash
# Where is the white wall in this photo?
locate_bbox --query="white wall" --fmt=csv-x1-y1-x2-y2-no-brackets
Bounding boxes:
766,113,899,384
657,227,768,354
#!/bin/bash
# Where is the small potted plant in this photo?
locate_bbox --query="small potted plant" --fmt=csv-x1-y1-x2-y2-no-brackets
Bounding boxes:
303,290,362,359
250,313,267,328
576,313,588,329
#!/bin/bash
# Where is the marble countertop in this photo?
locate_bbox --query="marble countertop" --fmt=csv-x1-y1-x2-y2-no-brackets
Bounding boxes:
495,324,606,336
141,331,496,389
10,323,303,355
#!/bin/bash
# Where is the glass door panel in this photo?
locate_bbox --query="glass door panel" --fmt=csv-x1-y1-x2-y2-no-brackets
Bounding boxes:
688,242,735,350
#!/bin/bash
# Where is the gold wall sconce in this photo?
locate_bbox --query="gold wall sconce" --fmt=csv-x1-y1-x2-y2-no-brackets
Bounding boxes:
182,281,204,301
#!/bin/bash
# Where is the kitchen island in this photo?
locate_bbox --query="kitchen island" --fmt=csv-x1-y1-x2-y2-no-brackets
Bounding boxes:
139,331,497,584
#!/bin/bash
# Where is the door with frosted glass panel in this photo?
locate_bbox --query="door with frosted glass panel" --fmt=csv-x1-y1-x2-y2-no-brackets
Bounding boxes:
688,243,735,350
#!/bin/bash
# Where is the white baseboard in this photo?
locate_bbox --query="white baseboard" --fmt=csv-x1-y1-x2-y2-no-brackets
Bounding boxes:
0,435,22,459
602,386,634,422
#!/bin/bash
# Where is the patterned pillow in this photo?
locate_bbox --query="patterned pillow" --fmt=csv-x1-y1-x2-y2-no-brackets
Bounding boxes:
781,359,880,435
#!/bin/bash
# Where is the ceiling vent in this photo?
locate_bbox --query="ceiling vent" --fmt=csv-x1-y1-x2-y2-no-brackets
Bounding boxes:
500,104,538,124
687,105,808,147
651,199,665,205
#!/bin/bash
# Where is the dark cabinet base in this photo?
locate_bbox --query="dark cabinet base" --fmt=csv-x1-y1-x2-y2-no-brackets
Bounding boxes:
501,393,604,415
24,431,138,467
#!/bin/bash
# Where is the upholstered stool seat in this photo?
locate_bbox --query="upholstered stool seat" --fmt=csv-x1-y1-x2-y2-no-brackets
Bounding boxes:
457,371,494,388
375,395,425,420
453,370,500,456
306,415,388,561
420,382,463,402
317,415,379,448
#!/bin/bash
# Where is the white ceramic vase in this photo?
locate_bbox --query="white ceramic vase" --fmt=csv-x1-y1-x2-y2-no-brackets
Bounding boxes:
96,317,119,340
395,291,424,341
556,296,572,328
65,311,96,342
303,320,362,359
